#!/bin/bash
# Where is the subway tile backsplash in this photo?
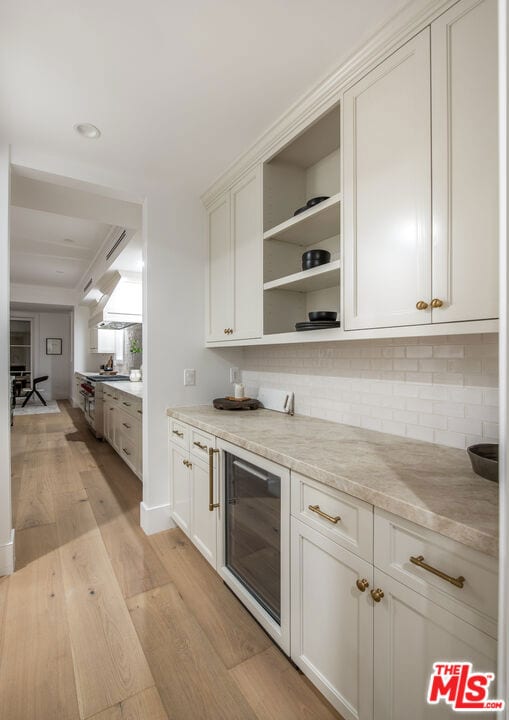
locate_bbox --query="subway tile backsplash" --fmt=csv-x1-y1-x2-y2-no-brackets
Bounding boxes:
240,333,499,450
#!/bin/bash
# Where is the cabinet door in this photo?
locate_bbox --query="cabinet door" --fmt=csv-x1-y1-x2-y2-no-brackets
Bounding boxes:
344,29,432,330
97,329,116,354
431,0,498,322
206,192,234,341
191,455,217,567
373,569,497,720
169,443,192,536
291,519,374,720
230,167,263,340
89,328,98,352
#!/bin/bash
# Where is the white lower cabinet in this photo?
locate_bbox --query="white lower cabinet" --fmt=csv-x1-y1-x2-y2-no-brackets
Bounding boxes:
291,518,374,720
191,455,217,567
169,442,192,536
373,569,497,720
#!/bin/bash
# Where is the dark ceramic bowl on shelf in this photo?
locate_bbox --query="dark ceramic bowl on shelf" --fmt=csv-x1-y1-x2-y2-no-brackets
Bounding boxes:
309,311,337,322
302,249,331,270
293,205,309,216
467,443,498,482
306,195,330,208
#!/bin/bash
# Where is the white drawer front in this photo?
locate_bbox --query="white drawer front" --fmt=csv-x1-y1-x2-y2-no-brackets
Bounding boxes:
117,408,141,445
190,427,216,460
117,432,139,475
291,472,373,562
118,393,142,418
374,509,498,635
169,418,190,450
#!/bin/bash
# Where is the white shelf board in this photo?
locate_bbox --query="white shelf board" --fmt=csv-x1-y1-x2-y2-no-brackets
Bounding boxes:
264,260,340,293
263,193,341,246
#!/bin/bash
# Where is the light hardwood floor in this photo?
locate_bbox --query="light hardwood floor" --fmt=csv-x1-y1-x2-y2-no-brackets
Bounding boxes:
2,401,342,720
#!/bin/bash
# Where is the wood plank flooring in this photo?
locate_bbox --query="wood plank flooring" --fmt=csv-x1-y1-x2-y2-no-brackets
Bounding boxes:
2,402,342,720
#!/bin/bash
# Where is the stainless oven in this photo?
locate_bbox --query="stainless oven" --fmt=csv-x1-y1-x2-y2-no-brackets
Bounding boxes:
216,439,290,653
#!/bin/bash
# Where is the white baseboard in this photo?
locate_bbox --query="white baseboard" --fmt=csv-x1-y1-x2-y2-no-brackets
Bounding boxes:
140,502,175,535
0,529,15,576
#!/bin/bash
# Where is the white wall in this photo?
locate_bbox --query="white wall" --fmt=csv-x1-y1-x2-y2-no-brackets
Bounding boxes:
141,188,241,532
0,145,14,575
11,282,76,306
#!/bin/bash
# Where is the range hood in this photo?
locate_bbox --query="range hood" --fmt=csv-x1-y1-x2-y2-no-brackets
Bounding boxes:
89,271,142,330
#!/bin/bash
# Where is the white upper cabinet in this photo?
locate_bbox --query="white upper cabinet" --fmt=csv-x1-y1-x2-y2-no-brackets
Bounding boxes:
206,167,262,342
431,0,498,323
206,193,234,342
343,29,432,331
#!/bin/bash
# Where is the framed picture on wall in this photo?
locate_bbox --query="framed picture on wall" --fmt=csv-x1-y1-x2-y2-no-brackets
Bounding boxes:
46,338,62,355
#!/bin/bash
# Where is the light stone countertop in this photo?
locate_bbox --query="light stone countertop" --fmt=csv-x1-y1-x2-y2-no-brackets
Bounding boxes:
103,380,144,399
167,405,498,556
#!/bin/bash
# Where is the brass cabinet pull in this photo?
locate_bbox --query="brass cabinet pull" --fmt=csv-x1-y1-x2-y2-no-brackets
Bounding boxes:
410,555,465,589
224,328,233,335
182,459,192,469
122,448,131,456
137,409,142,415
122,423,131,429
122,401,132,406
356,578,369,592
172,429,184,438
430,298,444,308
308,504,341,524
193,440,208,452
370,588,384,603
208,447,220,511
416,300,429,310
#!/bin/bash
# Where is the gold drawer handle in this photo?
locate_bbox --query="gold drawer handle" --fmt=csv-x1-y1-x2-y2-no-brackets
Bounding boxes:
137,409,142,415
410,555,465,589
183,459,192,468
172,429,184,438
430,298,444,308
416,300,429,310
370,588,384,603
193,440,208,452
122,423,131,429
356,578,369,592
122,448,131,456
308,504,341,524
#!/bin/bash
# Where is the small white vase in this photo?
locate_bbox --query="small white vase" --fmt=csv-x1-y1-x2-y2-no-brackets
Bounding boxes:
129,369,142,382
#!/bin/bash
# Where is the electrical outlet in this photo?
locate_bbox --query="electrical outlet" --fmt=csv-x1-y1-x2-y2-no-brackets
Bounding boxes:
184,368,196,386
229,367,241,383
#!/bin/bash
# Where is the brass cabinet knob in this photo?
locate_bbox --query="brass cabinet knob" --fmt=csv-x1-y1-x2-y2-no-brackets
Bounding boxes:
228,328,234,334
370,588,385,603
356,578,369,592
430,298,444,308
224,328,228,334
416,300,429,310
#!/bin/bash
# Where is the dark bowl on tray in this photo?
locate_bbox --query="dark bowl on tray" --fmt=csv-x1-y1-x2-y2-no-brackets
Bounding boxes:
309,311,337,322
293,205,309,216
467,443,498,482
302,249,331,271
306,195,330,208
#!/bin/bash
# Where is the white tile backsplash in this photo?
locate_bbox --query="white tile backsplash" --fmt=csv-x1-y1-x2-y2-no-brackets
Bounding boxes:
241,333,499,450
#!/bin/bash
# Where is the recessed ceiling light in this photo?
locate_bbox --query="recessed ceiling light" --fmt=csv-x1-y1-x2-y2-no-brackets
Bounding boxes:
74,123,101,139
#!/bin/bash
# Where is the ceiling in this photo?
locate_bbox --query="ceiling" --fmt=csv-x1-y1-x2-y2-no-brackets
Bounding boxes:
0,0,409,193
10,206,111,288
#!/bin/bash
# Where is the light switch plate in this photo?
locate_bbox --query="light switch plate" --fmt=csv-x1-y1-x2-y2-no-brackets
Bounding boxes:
184,368,196,386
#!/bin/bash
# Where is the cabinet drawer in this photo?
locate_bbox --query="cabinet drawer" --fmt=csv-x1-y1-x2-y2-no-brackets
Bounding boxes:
117,408,141,445
374,509,498,635
190,427,216,460
169,418,190,450
291,472,373,562
117,432,139,475
118,393,142,418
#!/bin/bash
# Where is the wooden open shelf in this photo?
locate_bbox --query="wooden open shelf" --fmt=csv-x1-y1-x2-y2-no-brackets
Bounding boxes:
263,193,341,246
264,260,340,293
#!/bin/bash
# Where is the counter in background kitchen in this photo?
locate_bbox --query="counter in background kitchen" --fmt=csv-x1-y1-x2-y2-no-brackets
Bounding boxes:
102,380,144,399
167,405,498,556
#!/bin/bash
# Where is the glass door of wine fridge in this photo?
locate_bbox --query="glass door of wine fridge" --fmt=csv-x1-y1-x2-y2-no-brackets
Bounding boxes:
224,451,282,623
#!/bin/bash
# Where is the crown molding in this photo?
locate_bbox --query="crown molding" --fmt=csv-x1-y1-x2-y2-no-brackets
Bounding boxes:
202,0,455,208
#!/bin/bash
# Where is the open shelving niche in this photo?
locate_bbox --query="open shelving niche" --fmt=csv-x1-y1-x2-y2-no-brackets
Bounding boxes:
262,103,341,337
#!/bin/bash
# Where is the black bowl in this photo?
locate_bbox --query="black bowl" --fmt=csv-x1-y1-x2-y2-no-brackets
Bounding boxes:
302,249,331,271
307,196,330,208
309,311,337,322
293,205,308,216
467,443,498,482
